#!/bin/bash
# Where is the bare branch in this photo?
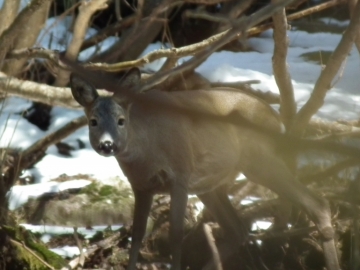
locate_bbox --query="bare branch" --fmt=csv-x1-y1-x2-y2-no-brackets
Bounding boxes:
0,72,111,109
5,47,65,67
90,0,177,63
140,0,298,92
308,118,360,136
0,0,51,68
271,0,296,128
3,1,343,75
20,115,87,170
54,0,108,87
66,0,296,85
183,9,231,24
288,0,346,21
216,0,255,33
80,14,138,51
248,0,347,37
82,0,335,73
291,0,360,134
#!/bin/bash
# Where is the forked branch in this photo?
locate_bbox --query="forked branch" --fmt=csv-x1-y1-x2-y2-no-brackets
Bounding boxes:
54,0,108,86
291,0,360,134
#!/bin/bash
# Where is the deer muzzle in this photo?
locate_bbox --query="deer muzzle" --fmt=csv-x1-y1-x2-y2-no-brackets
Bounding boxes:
98,141,118,156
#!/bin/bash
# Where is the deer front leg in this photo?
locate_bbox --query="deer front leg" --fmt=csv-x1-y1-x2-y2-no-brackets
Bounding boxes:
169,181,188,270
127,189,153,270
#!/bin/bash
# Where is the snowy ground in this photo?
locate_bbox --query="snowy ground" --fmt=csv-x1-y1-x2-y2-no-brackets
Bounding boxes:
0,10,359,258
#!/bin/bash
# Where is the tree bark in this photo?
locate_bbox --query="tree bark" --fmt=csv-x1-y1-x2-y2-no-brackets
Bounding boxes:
0,0,51,68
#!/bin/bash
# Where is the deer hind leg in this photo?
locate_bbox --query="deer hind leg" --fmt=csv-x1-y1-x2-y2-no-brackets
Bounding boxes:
243,151,340,270
197,185,268,270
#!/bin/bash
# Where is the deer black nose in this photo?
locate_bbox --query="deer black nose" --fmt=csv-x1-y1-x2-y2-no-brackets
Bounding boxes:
98,141,116,155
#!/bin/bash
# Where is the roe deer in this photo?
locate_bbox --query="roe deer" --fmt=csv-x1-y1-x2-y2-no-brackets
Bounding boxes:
70,67,343,270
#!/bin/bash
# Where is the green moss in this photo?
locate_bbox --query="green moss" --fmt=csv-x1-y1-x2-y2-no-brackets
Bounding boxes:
2,225,67,270
80,180,133,204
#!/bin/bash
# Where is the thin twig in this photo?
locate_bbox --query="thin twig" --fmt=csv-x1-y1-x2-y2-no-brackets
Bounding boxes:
80,14,137,51
249,0,347,37
73,227,86,268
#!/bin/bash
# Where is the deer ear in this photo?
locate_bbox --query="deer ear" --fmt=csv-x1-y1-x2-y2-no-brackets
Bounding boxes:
118,67,141,90
70,74,99,107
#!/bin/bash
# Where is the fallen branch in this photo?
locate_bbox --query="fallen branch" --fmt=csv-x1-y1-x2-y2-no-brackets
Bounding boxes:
9,238,55,270
203,223,223,270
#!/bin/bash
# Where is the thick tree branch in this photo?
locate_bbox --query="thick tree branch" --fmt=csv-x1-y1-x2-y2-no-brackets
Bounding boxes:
0,0,51,68
272,0,296,129
0,72,111,109
291,0,360,134
2,1,51,76
0,0,21,36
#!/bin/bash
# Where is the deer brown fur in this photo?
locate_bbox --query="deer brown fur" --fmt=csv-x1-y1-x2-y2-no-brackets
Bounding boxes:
70,67,341,270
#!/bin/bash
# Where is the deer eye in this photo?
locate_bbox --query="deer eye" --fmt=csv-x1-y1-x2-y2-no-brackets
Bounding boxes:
89,119,97,126
118,118,125,126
